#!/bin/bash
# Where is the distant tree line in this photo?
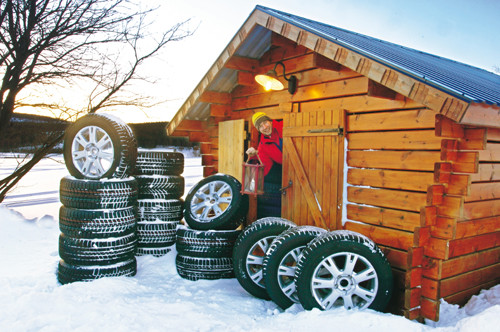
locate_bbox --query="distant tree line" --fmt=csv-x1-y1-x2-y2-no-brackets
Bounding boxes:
0,114,197,153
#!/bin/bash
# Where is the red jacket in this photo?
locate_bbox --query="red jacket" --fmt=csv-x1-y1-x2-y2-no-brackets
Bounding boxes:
257,120,283,176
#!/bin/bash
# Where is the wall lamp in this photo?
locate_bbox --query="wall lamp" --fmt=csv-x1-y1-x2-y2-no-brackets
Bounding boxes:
254,61,297,94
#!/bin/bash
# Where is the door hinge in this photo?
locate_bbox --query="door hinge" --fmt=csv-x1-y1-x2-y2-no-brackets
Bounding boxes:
307,127,344,136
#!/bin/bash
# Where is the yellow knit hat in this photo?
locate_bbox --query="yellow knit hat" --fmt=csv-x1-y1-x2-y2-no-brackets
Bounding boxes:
252,112,271,128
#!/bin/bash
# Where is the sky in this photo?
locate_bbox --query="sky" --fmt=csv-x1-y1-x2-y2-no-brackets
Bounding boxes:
17,0,500,123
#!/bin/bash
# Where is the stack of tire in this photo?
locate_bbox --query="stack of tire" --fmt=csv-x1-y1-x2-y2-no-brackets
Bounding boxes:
175,174,249,281
233,220,394,313
57,113,138,284
134,150,184,257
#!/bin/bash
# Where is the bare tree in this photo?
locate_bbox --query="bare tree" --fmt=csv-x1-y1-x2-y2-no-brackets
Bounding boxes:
0,0,193,202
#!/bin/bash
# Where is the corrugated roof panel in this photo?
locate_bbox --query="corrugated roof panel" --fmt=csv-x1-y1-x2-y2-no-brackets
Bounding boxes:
257,5,500,107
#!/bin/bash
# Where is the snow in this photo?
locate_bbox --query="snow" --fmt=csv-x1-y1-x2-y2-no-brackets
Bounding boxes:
1,153,499,331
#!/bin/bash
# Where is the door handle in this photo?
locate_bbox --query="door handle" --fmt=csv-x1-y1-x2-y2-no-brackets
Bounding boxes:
279,180,293,195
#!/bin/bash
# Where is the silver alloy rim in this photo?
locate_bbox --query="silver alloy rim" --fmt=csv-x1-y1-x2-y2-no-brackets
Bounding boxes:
310,252,378,310
277,246,305,303
245,236,275,288
190,180,233,222
71,125,114,178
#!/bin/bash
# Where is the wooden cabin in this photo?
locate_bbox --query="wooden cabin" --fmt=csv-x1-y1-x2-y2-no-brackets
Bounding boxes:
166,5,500,321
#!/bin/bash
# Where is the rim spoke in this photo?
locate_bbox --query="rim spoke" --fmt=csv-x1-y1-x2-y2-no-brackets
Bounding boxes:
342,294,355,309
250,269,264,284
343,253,358,275
311,276,334,289
353,286,376,302
212,204,223,217
96,133,111,149
200,206,211,220
320,292,341,310
281,282,296,298
278,265,296,277
72,150,86,160
255,238,270,253
191,202,207,213
246,253,264,265
321,257,341,277
88,127,97,144
219,196,232,204
353,267,377,284
98,151,114,162
74,133,88,147
216,183,231,196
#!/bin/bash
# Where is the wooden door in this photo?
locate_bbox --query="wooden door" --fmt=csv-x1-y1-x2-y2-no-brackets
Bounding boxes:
282,109,345,230
218,119,246,182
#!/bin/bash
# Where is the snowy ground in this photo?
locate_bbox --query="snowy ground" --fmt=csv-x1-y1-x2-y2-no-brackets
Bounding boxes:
0,152,499,331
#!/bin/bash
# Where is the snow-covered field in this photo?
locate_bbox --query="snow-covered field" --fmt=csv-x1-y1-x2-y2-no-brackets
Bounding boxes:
0,152,499,331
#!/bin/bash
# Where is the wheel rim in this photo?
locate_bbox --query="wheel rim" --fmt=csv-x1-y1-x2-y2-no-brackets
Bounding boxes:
310,252,378,310
245,236,275,288
277,246,305,303
71,125,114,178
189,180,233,222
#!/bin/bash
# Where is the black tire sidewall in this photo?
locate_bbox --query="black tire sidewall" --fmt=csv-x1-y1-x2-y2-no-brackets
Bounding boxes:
295,234,393,312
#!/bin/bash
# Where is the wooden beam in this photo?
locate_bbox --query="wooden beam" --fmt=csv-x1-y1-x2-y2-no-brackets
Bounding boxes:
210,104,231,117
224,55,259,72
460,103,500,129
175,120,206,131
199,91,232,104
368,80,398,100
237,71,255,86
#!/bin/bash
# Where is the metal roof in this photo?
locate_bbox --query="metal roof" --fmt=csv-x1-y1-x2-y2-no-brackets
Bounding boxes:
257,5,500,107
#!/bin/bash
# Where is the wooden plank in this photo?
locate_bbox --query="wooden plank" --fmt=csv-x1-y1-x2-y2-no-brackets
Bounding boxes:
465,182,500,202
344,221,414,250
188,131,210,143
218,119,245,182
456,216,500,238
347,204,422,232
348,187,427,212
347,151,441,171
348,168,433,192
487,128,500,141
378,245,409,270
470,164,500,182
446,174,471,196
435,114,464,138
237,71,255,87
444,280,500,306
421,297,440,321
347,109,436,132
300,95,424,114
199,91,232,104
175,120,206,131
436,195,464,218
425,237,449,259
224,55,259,72
431,217,456,239
284,136,328,229
440,263,500,298
424,247,500,280
448,231,500,258
348,130,442,150
463,199,500,219
479,143,500,161
210,104,231,117
460,128,487,150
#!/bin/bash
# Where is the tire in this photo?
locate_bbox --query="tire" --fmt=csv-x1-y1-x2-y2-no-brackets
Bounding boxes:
137,199,183,222
57,258,137,284
136,150,184,176
59,206,137,239
59,176,138,210
59,232,137,266
63,113,137,179
176,225,241,258
184,174,248,230
175,254,234,281
135,246,172,257
263,226,327,309
136,175,184,200
232,217,296,300
295,230,393,312
136,221,178,247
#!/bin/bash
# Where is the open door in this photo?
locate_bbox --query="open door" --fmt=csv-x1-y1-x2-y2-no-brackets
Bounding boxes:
281,109,345,230
218,119,246,182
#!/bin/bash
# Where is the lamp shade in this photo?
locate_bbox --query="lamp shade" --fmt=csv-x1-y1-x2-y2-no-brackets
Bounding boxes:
255,70,284,91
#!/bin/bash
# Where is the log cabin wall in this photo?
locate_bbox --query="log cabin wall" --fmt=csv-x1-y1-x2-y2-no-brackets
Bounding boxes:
420,117,500,321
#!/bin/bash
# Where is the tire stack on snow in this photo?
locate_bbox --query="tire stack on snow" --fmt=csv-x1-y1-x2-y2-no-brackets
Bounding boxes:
232,218,394,312
175,174,249,280
134,150,185,257
57,113,138,284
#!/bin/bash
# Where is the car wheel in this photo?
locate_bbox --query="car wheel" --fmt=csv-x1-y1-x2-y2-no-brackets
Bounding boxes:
295,230,393,311
263,226,327,309
184,174,248,230
232,217,296,299
63,113,137,179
